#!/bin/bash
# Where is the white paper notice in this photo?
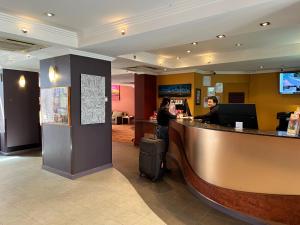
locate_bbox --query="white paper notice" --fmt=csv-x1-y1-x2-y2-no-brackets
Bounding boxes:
235,122,243,130
203,76,211,86
215,82,223,93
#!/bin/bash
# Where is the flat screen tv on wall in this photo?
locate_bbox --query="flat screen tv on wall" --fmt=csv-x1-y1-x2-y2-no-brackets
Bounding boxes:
158,84,192,97
279,72,300,94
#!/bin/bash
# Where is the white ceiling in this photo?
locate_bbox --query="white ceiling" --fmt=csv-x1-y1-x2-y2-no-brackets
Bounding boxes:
0,0,300,75
0,0,173,31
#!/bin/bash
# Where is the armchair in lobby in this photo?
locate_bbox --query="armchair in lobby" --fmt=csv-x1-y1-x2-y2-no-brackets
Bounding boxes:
112,111,127,124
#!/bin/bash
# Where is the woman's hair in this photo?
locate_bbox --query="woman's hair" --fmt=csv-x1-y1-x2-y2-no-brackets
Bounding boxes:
160,97,170,108
207,96,218,104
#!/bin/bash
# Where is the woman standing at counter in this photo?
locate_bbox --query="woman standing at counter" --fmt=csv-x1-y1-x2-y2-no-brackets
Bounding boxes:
157,97,177,171
194,96,220,124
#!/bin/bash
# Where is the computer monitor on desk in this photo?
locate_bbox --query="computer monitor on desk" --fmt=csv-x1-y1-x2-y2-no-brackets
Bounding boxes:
218,104,258,129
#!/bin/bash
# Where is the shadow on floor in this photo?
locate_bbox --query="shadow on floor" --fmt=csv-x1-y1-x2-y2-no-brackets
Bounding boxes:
112,142,251,225
0,149,42,157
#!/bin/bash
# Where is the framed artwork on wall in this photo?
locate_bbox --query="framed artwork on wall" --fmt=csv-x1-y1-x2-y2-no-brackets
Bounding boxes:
207,87,216,96
158,84,192,97
195,88,201,105
40,87,70,126
81,74,106,125
112,85,120,101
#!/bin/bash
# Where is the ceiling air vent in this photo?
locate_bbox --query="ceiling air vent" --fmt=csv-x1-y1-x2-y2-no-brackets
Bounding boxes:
0,38,45,52
124,65,162,73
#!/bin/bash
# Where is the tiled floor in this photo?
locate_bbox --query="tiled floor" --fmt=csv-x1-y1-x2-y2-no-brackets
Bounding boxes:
0,152,164,225
112,142,251,225
0,143,251,225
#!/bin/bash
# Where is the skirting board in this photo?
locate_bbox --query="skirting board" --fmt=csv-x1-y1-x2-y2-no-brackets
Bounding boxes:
42,163,113,180
167,153,268,225
0,147,41,156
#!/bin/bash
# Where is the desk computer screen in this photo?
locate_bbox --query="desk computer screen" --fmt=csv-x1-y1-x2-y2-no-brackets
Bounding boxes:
218,104,258,129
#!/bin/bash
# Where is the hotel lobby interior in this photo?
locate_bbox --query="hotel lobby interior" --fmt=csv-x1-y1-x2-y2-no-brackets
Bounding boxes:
1,0,300,225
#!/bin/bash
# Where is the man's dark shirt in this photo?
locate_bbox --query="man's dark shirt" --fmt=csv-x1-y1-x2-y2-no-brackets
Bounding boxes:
194,105,219,124
157,107,177,126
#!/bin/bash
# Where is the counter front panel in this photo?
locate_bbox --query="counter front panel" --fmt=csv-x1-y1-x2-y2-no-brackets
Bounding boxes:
169,119,300,225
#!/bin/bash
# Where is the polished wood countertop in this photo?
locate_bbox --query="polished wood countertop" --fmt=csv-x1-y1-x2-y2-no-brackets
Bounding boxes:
136,118,300,139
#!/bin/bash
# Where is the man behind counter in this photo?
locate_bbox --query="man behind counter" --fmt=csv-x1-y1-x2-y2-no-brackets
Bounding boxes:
194,96,219,124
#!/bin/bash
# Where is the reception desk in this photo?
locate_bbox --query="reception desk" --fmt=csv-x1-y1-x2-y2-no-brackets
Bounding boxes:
169,119,300,225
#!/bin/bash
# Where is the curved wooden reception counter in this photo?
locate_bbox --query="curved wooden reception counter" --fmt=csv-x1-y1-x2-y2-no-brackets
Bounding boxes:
169,119,300,225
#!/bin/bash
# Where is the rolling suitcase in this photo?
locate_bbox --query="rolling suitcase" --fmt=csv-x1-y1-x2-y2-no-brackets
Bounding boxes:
139,137,165,181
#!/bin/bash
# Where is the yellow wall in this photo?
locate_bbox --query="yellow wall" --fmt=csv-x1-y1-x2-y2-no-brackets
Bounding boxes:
157,72,300,131
157,73,196,115
249,73,300,130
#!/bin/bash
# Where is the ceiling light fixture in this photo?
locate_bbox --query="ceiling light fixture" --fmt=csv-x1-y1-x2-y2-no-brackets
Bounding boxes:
186,50,191,54
259,65,264,69
121,30,126,35
176,56,181,60
46,12,55,17
21,28,28,34
260,22,271,27
216,34,226,39
164,68,167,72
192,42,198,45
235,43,242,47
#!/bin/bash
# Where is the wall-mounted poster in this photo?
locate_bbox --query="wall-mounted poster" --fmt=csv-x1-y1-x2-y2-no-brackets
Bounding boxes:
158,84,192,97
112,85,120,101
203,76,211,86
215,82,223,93
40,87,70,125
81,74,105,125
195,88,201,105
207,87,215,96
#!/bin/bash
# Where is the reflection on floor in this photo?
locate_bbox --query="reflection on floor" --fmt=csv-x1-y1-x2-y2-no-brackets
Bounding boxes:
112,125,134,143
0,142,251,225
113,142,251,225
0,151,164,225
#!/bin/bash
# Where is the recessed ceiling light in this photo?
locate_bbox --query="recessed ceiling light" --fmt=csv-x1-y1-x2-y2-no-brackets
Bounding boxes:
235,43,242,47
192,42,198,45
21,28,28,34
46,12,55,17
216,34,226,39
260,22,271,27
176,56,181,60
186,50,191,54
259,65,264,69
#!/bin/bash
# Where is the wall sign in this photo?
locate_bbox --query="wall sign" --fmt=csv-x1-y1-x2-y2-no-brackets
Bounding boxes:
81,74,105,125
